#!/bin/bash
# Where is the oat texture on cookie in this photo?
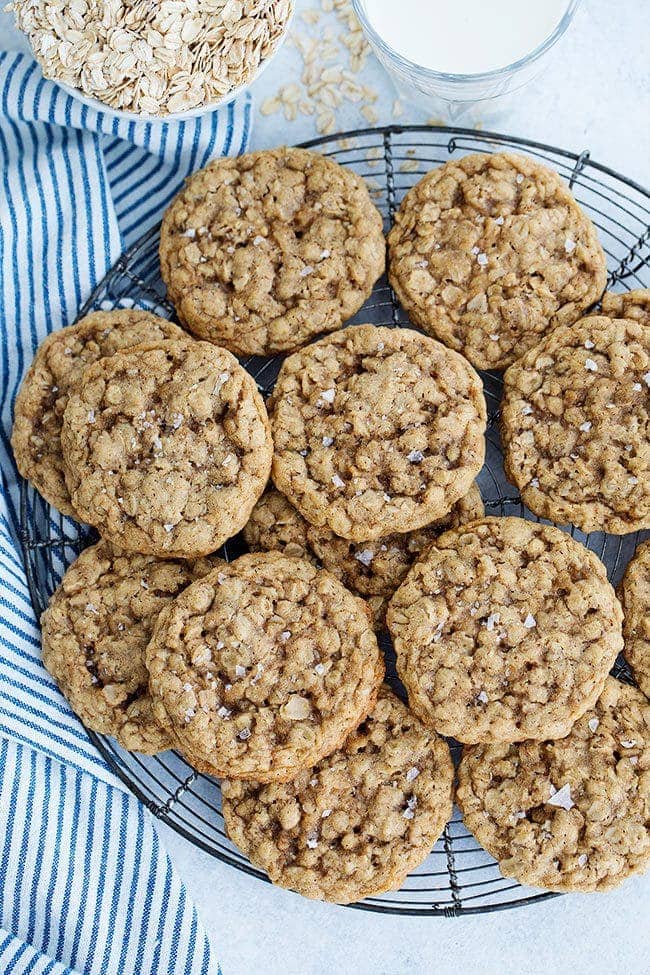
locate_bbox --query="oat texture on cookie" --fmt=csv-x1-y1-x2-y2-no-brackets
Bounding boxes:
501,316,650,534
387,152,607,370
11,309,187,516
145,553,384,782
457,678,650,892
41,541,220,753
221,685,454,903
387,517,623,743
599,289,650,325
60,340,272,558
619,540,650,699
270,324,486,542
160,147,385,357
243,487,316,564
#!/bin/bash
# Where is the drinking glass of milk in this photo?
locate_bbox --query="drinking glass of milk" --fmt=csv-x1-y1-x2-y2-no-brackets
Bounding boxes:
352,0,581,122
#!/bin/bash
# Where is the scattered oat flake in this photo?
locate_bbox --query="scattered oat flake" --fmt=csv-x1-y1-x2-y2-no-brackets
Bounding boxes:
547,783,574,810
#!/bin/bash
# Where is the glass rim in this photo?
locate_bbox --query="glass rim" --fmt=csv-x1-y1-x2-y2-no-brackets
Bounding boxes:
351,0,582,83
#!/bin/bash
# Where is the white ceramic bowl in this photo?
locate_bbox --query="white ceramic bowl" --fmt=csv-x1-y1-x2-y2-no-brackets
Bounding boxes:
54,5,293,123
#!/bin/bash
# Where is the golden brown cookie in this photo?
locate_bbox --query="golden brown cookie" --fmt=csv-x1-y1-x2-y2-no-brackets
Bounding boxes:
11,309,186,516
388,152,607,370
457,678,650,892
599,289,650,325
270,324,486,542
501,316,650,535
41,541,220,753
159,147,385,357
387,517,623,743
619,540,650,698
222,685,454,903
242,487,315,563
61,340,272,558
145,553,384,782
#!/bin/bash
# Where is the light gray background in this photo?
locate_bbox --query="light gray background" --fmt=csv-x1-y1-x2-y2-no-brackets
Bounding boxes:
2,1,649,972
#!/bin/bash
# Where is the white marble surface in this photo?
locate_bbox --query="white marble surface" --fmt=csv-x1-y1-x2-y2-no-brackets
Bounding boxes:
1,0,649,972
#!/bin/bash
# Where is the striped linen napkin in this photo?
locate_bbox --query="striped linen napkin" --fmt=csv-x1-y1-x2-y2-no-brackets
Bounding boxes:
0,50,253,975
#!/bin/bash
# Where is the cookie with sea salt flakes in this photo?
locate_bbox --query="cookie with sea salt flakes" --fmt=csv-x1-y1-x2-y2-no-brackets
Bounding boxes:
457,678,650,892
41,541,221,754
11,309,187,516
387,152,607,370
269,324,486,543
619,539,650,699
221,685,454,903
159,146,385,357
501,316,650,535
145,553,384,782
387,517,623,744
60,340,272,558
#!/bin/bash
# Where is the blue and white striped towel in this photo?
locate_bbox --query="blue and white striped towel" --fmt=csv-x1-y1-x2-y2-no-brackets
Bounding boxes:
0,50,253,975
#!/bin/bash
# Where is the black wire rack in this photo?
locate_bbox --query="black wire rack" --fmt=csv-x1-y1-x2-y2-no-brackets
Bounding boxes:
18,125,650,916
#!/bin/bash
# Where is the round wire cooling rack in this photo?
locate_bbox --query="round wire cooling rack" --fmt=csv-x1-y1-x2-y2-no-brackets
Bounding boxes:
18,125,650,917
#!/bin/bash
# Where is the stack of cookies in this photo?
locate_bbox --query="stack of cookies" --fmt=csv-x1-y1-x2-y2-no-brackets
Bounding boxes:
12,145,649,905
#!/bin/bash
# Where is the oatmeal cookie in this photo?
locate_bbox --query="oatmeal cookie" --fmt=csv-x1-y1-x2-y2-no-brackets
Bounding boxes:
270,324,486,542
388,152,607,370
244,484,484,628
243,487,315,563
221,685,454,903
11,309,186,516
387,517,623,743
41,541,220,753
145,553,384,782
61,340,272,558
619,540,650,698
457,678,650,892
599,289,650,325
159,147,385,357
501,316,650,534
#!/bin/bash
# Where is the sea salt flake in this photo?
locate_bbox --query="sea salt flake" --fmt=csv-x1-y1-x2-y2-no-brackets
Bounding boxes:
521,404,534,415
523,613,537,628
579,421,592,432
415,259,429,268
564,238,576,254
588,718,599,732
530,477,540,488
471,246,480,255
280,631,291,642
489,333,499,341
322,436,334,446
477,690,489,704
578,854,588,867
321,808,332,818
476,253,489,266
184,708,195,722
331,474,345,488
234,664,246,678
354,549,375,567
163,524,175,532
620,739,636,748
306,833,319,849
140,579,149,590
630,756,638,765
629,476,639,485
407,449,424,463
547,783,574,810
584,340,595,349
87,410,95,423
515,173,524,184
512,810,526,822
237,728,251,741
585,358,598,372
406,767,420,782
383,493,391,502
403,795,418,819
644,372,650,387
320,388,336,403
495,216,504,225
485,612,500,631
85,603,98,614
633,382,642,391
314,663,326,676
252,235,264,246
319,249,330,260
299,265,314,277
181,228,196,238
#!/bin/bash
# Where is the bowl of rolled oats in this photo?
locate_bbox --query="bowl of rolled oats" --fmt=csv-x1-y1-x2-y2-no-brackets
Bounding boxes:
7,0,294,119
